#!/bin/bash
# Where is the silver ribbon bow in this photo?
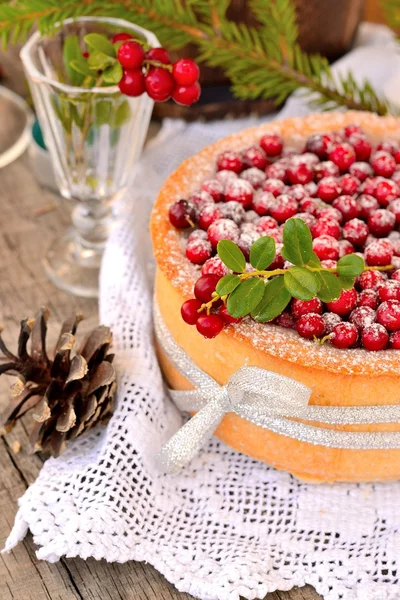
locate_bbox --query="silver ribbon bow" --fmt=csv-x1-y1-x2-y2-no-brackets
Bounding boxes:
154,303,400,474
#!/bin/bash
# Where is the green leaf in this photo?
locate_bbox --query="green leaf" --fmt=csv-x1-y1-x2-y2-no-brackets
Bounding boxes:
69,103,84,128
88,51,115,71
63,34,84,86
284,266,319,300
216,274,241,296
249,236,276,270
251,276,291,322
227,278,265,318
338,275,356,290
94,100,112,126
84,33,116,57
217,240,246,273
337,254,365,278
103,61,123,84
315,271,342,303
112,100,131,127
307,251,322,268
70,56,92,77
281,218,313,266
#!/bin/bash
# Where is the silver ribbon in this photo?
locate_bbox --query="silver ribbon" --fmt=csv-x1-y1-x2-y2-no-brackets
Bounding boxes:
154,303,400,473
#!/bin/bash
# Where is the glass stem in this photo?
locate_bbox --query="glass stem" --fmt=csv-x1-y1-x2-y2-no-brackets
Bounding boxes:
72,200,114,250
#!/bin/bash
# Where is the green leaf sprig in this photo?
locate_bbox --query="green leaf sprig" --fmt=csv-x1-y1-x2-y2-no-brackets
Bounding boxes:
200,218,392,323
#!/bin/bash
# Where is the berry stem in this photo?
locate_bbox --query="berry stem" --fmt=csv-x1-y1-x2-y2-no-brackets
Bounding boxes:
144,59,173,71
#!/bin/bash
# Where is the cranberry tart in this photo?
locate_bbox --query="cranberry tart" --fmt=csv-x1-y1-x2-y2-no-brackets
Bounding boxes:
151,111,400,483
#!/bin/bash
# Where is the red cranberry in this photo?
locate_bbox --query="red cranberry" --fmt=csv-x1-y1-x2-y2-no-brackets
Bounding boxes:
305,133,331,159
169,199,195,228
243,210,260,223
322,312,342,334
349,161,373,182
357,269,387,290
286,185,308,201
269,194,298,223
392,170,400,185
117,41,145,69
216,151,243,173
339,239,355,257
312,235,339,261
371,151,396,178
332,322,358,349
295,212,316,229
326,288,357,316
181,299,202,324
314,161,340,182
316,206,343,223
253,191,274,216
196,314,224,338
172,82,201,106
348,134,372,161
311,218,341,240
389,199,400,224
118,69,145,96
201,179,224,202
286,163,313,185
361,323,389,351
145,67,174,101
260,134,283,157
112,32,132,44
373,179,400,207
240,168,266,189
395,149,400,164
378,281,400,302
207,218,240,248
221,201,246,225
219,305,242,325
242,145,268,170
389,330,400,348
361,177,380,196
340,174,360,195
256,216,279,232
186,239,212,264
296,313,325,339
342,219,369,247
275,311,297,329
299,197,320,215
368,209,396,238
328,143,356,172
344,124,363,138
358,194,379,219
194,274,220,302
377,140,399,154
172,58,199,86
202,256,229,277
332,195,360,221
376,300,400,331
215,170,238,185
262,178,286,196
317,176,342,202
224,179,254,209
365,240,393,266
357,289,378,309
392,269,400,281
292,297,323,318
304,182,317,197
198,205,224,230
146,47,171,64
349,306,376,330
188,229,208,242
190,190,213,213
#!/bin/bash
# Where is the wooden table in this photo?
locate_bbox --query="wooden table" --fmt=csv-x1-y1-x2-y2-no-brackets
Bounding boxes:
0,50,321,600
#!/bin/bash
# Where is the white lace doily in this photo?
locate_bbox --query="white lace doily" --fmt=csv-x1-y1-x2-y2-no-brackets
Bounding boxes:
4,24,400,600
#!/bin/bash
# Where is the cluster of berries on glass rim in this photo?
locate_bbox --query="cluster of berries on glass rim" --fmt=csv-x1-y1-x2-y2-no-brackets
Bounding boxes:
111,32,200,105
169,123,400,351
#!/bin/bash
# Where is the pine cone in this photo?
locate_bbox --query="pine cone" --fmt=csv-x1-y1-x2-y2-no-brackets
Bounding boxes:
0,307,116,456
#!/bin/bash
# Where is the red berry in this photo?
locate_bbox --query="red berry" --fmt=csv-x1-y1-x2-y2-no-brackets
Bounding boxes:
332,195,360,221
201,256,229,277
269,194,298,223
299,197,320,216
201,179,224,202
242,145,268,170
118,69,145,96
265,163,287,181
349,161,373,182
82,51,90,59
389,198,400,225
112,32,132,44
240,168,266,190
292,297,322,318
169,199,195,228
377,281,400,302
317,176,342,202
146,47,171,64
389,330,400,348
358,194,379,219
314,161,340,182
207,218,240,248
304,133,331,159
172,82,201,106
339,239,355,257
260,134,283,157
368,209,396,238
361,323,389,351
198,204,224,230
286,163,313,185
221,201,245,225
357,269,387,290
357,289,378,309
185,238,212,264
342,219,369,247
317,206,343,223
117,41,145,69
373,179,400,207
190,190,213,212
332,322,358,349
295,212,316,229
253,190,274,216
377,140,399,154
172,58,199,85
219,305,242,324
376,300,400,331
340,174,360,195
296,313,325,339
328,143,356,172
348,134,372,161
194,274,220,302
286,185,308,201
145,67,174,101
256,215,279,232
392,269,400,282
216,151,243,174
326,288,357,316
371,151,396,178
322,312,342,333
196,314,224,338
395,149,400,164
181,299,202,324
224,179,254,209
312,235,340,261
365,240,393,266
311,218,341,240
275,311,297,329
349,306,376,330
262,178,287,196
188,229,208,242
215,169,238,185
344,124,363,138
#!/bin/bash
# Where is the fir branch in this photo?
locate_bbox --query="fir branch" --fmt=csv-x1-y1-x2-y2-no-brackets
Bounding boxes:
0,0,392,115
